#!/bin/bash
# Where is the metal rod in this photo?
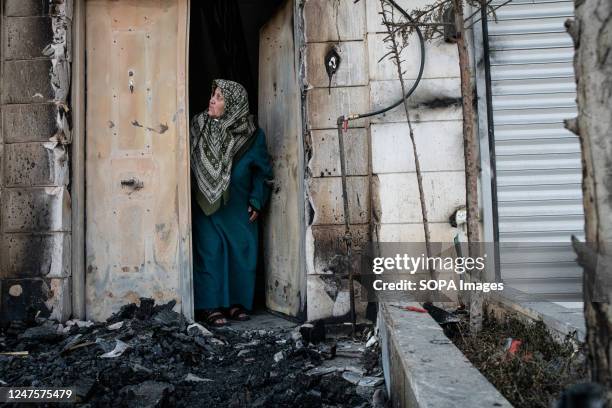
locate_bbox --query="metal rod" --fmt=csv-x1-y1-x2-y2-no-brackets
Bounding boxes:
465,0,513,30
337,117,356,333
331,0,426,331
463,0,494,24
349,0,426,120
480,0,501,281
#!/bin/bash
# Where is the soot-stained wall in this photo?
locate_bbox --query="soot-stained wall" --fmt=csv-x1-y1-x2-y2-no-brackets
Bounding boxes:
302,0,466,321
0,0,72,322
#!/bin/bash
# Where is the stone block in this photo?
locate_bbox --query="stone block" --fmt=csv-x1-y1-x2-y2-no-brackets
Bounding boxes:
369,78,462,123
2,186,71,232
4,17,53,59
307,274,336,320
306,41,368,88
306,224,370,275
3,232,70,278
304,0,365,42
367,33,459,80
5,142,67,186
306,275,368,321
307,86,369,129
309,128,369,177
371,121,464,173
365,0,434,34
2,60,54,104
377,222,458,242
2,103,57,143
4,0,49,17
308,176,369,225
376,171,465,223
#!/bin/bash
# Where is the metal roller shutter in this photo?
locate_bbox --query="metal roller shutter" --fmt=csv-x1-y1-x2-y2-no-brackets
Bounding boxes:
487,0,583,300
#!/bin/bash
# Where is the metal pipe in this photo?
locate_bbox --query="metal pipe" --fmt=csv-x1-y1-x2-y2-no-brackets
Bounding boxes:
480,0,501,281
333,0,428,331
337,117,356,331
353,0,426,119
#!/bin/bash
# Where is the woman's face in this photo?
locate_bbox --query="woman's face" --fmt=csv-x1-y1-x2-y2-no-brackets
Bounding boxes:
208,87,226,119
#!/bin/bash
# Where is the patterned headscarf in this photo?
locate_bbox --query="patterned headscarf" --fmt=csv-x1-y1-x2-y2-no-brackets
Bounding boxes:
190,79,256,215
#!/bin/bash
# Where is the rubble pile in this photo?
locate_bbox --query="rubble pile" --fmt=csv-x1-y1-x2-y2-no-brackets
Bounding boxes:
0,299,385,407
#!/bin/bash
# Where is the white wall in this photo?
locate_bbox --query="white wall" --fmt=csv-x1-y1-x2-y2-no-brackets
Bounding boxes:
366,0,466,244
303,0,466,321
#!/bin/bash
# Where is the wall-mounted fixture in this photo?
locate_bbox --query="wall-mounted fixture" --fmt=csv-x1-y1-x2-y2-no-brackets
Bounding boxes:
324,46,341,95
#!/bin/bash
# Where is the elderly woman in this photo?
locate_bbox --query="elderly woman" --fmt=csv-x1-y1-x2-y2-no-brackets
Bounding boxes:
190,79,273,326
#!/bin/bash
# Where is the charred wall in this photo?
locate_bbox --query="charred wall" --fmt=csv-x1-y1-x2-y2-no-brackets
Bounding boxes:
0,0,72,322
302,0,467,321
303,0,371,321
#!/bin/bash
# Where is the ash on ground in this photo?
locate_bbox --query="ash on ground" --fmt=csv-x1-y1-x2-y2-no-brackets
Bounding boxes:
0,299,386,407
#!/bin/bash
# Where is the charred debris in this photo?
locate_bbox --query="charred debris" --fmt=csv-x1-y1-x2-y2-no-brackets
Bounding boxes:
0,298,385,407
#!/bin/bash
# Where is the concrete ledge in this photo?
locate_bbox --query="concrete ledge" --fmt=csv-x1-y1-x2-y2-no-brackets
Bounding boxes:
488,287,585,343
379,302,512,408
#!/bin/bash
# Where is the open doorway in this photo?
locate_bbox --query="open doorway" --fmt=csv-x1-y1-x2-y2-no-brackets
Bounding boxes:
189,0,284,117
189,0,285,312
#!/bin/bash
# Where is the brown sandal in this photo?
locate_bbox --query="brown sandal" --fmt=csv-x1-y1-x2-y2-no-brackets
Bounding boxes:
197,309,228,327
227,305,250,321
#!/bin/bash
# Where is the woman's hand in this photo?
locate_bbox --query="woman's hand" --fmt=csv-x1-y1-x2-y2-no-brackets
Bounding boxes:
248,206,259,223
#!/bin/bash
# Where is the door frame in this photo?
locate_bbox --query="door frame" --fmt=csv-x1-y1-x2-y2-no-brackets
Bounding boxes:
71,0,194,321
470,3,500,284
71,0,307,322
293,0,308,320
259,0,308,319
72,0,86,320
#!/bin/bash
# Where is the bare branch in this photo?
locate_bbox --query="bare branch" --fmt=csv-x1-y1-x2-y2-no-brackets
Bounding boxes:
377,50,395,63
379,0,435,282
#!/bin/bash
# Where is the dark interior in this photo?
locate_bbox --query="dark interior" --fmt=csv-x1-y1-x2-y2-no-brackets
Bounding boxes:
189,0,285,118
189,0,284,310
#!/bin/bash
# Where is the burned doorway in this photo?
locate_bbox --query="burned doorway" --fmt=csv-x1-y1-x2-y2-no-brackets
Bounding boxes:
84,0,191,322
189,0,306,317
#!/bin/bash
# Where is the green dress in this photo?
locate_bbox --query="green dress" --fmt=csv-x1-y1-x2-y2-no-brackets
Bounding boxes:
192,128,272,310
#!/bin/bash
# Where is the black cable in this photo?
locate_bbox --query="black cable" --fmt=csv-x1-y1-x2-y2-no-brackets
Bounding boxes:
348,0,426,120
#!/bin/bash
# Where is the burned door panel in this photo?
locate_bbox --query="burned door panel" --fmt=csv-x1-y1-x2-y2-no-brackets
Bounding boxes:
259,0,305,317
85,0,190,321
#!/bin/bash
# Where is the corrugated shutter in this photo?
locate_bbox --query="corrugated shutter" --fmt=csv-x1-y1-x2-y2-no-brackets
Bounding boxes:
487,0,583,299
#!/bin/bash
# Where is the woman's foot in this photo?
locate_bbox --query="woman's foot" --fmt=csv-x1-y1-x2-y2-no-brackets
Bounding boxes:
196,308,228,327
226,304,250,321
